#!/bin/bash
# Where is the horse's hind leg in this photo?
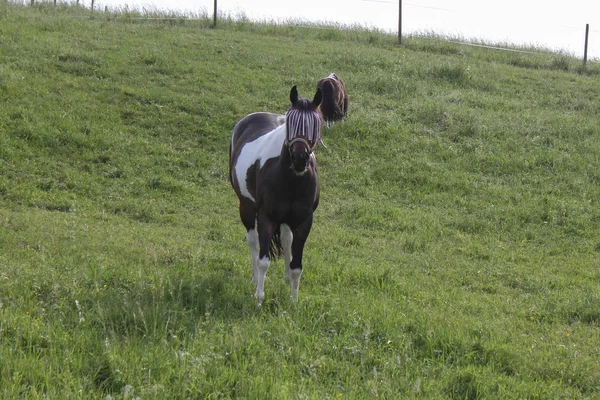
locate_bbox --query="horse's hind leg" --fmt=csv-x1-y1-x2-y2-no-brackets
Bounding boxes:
247,228,259,284
255,212,277,304
239,200,258,284
280,224,293,285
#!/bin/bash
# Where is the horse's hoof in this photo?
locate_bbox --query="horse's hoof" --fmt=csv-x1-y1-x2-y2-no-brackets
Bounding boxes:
254,292,265,306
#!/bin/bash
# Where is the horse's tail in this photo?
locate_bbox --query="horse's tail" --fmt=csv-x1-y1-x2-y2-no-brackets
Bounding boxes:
269,226,283,259
228,140,234,188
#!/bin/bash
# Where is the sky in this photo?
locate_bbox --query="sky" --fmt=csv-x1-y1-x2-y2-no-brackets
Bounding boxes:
91,0,599,60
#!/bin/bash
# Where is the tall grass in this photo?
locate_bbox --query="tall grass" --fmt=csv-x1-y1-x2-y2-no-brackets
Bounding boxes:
1,2,600,398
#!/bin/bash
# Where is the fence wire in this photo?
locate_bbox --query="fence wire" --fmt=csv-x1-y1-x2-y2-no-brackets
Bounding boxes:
17,0,600,63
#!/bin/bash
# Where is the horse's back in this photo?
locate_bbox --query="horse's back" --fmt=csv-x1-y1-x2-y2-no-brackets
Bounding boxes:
230,112,286,202
231,112,285,154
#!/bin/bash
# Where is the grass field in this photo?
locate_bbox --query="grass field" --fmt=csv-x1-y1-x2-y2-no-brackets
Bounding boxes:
1,1,600,398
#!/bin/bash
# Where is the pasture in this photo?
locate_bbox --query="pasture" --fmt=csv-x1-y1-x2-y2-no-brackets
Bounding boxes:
1,2,600,398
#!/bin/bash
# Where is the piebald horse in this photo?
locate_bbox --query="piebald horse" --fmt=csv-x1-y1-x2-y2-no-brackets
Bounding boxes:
317,73,348,123
229,86,323,303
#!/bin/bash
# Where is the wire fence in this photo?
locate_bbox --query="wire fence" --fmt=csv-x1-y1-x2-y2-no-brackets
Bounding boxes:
365,0,599,62
19,0,600,65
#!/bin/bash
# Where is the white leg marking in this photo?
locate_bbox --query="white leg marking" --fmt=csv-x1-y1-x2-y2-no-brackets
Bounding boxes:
246,228,259,284
280,224,293,285
290,268,302,302
255,256,270,304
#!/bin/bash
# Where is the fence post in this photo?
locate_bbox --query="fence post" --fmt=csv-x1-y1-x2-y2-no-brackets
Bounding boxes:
398,0,402,44
583,23,589,71
213,0,217,27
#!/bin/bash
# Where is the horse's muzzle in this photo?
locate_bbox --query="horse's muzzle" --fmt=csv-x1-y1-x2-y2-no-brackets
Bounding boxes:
291,150,310,174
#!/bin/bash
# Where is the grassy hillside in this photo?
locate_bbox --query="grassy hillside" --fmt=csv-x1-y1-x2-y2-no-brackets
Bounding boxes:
1,2,600,398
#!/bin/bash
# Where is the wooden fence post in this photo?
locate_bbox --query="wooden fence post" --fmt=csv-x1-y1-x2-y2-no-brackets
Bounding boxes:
583,23,589,71
213,0,217,27
398,0,402,44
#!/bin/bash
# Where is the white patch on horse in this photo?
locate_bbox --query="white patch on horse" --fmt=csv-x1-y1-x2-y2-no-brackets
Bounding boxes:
234,124,286,202
231,112,263,157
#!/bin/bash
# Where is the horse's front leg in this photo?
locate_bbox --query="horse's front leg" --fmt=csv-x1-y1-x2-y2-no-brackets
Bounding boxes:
289,214,313,302
280,224,293,285
255,212,277,304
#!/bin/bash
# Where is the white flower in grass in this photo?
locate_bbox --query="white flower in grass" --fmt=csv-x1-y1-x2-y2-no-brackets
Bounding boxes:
75,299,85,323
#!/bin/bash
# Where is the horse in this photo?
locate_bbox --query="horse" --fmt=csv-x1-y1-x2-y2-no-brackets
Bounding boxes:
317,73,348,123
229,85,323,303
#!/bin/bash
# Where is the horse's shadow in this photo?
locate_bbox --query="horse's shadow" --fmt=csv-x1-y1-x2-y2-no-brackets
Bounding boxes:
161,271,262,320
168,262,300,314
95,261,300,339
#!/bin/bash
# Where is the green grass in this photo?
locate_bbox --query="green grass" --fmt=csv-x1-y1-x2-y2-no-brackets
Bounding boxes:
2,1,600,398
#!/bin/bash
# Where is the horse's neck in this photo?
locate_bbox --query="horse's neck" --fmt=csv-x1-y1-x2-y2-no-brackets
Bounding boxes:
278,142,292,168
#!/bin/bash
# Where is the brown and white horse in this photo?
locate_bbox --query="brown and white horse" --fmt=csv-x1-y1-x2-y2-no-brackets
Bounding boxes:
229,86,323,303
317,73,348,123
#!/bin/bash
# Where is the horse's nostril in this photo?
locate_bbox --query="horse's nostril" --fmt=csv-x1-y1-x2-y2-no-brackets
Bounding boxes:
293,152,308,163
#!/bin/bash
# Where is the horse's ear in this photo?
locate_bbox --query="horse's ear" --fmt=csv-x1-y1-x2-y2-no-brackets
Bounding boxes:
290,85,299,105
312,88,323,108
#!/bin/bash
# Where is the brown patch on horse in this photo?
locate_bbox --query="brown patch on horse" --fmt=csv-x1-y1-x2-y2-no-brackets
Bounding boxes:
317,73,348,123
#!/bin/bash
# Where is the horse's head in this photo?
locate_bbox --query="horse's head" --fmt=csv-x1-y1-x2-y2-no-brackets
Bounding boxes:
286,85,323,175
317,73,348,123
